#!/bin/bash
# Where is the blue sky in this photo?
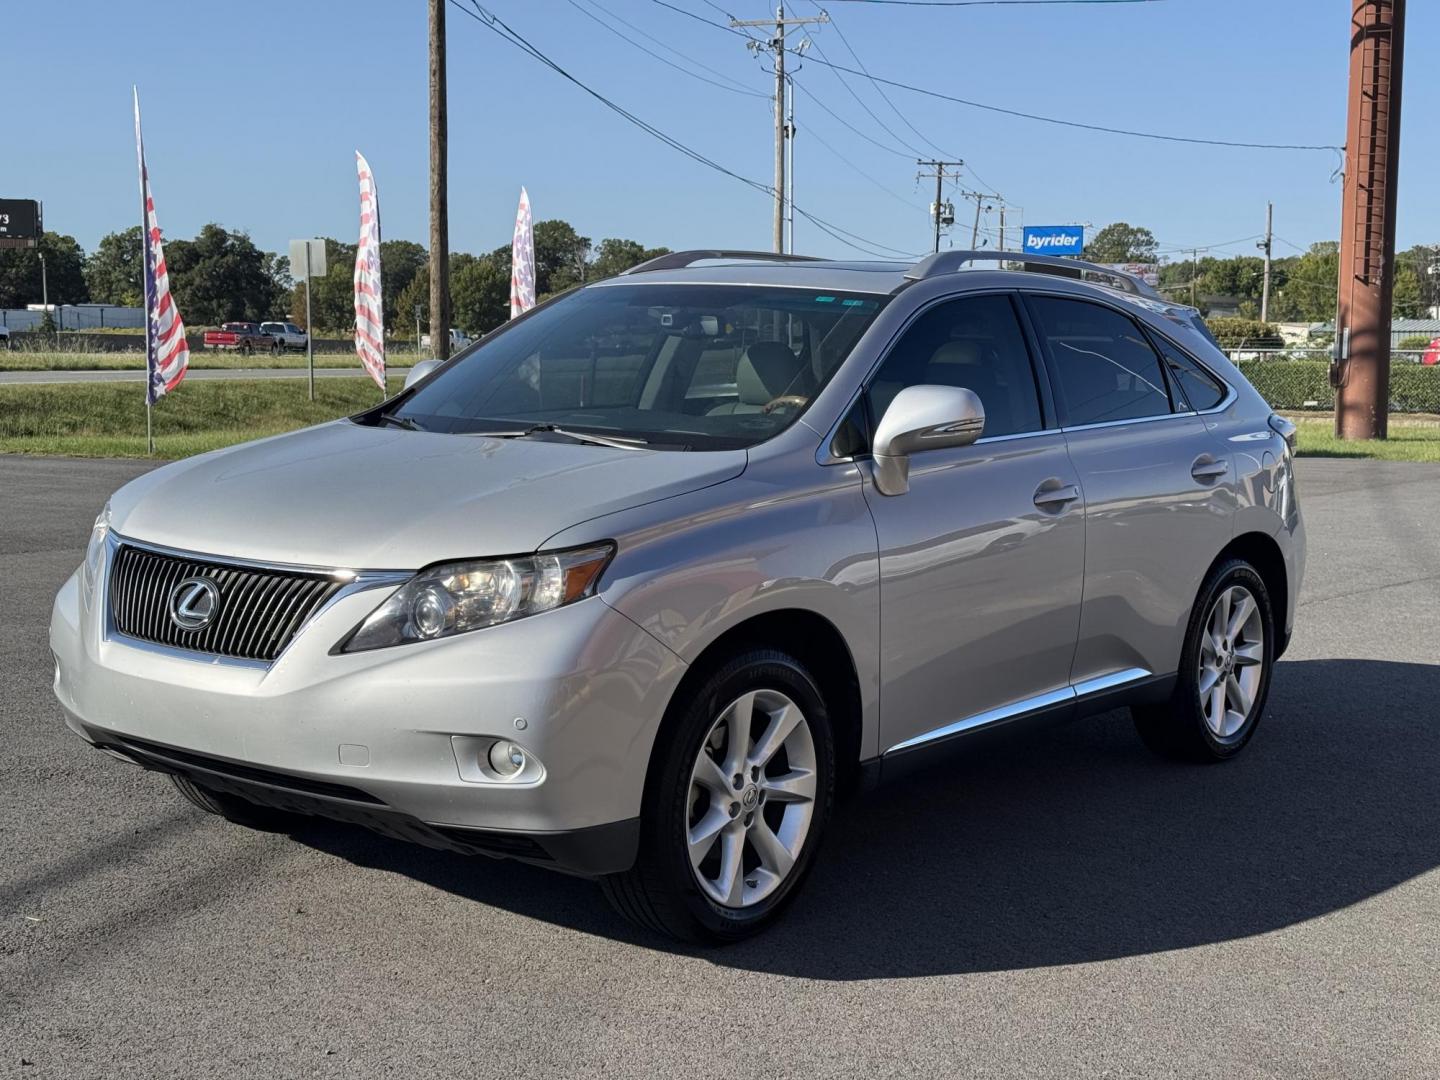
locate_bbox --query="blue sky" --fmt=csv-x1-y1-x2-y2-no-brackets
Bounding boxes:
7,0,1436,264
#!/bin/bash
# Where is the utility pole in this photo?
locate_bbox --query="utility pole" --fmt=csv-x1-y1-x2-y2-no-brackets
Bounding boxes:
955,189,993,250
733,6,827,253
1258,202,1273,323
784,75,796,253
1189,248,1202,308
998,203,1007,252
1335,0,1406,441
916,161,962,253
428,0,452,361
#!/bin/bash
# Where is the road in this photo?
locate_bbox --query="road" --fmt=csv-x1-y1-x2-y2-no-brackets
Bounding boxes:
1,455,1436,1079
0,366,412,386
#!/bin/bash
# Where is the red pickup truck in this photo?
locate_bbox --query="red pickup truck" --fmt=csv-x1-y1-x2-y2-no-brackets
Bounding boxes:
202,322,280,355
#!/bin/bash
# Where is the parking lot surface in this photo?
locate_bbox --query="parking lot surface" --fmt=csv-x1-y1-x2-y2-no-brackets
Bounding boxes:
2,454,1437,1078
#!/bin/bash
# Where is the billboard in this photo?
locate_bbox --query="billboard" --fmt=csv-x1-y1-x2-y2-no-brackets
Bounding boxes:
0,199,42,242
1021,225,1084,257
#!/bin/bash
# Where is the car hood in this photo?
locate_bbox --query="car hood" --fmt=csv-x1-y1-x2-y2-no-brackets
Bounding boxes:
110,421,747,569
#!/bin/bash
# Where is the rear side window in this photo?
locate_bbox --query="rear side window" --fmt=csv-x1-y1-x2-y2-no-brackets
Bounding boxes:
1155,336,1228,411
1027,296,1172,426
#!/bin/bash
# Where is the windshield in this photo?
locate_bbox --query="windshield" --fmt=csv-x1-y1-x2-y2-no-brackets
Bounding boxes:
387,283,888,450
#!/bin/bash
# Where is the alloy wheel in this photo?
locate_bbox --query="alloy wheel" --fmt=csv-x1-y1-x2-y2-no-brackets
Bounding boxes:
1198,584,1265,739
686,689,817,909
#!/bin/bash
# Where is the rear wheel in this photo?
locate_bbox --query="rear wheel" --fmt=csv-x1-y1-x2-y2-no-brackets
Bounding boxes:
239,341,253,357
170,774,300,832
1133,559,1274,761
601,649,834,943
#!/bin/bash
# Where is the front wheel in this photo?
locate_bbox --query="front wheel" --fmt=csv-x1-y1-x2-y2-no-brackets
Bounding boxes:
601,649,835,943
1133,559,1275,761
170,774,301,832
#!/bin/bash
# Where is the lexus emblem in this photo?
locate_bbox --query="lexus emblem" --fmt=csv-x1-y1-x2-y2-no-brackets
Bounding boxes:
168,576,220,632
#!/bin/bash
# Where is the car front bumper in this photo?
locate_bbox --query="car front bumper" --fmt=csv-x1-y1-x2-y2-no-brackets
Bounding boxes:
50,556,687,876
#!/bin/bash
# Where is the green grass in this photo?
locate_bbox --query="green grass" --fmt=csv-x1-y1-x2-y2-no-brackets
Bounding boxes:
4,378,1438,463
0,350,418,371
1294,418,1440,462
0,377,401,459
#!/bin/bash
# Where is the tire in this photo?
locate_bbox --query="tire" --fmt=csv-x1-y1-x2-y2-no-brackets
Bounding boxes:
169,773,301,832
601,648,835,943
239,342,252,357
1132,558,1275,762
270,340,281,356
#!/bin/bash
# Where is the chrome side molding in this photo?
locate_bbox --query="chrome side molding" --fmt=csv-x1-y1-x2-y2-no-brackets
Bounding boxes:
883,667,1154,757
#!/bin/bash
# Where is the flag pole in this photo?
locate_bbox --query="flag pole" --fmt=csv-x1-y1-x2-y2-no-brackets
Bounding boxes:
134,87,155,455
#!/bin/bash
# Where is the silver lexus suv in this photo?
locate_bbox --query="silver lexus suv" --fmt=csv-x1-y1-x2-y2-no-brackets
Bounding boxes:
51,250,1304,942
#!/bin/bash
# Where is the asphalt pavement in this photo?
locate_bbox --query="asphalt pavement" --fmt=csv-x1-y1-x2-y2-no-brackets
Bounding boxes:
0,366,412,385
1,454,1436,1078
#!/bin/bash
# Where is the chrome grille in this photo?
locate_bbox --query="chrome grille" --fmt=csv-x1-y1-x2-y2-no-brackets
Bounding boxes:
108,544,347,662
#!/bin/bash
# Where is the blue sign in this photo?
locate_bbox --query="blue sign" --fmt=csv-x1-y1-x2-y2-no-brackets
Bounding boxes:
1021,225,1085,257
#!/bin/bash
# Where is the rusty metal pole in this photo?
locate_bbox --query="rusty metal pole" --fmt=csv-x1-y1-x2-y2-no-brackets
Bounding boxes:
1335,0,1406,440
428,0,451,362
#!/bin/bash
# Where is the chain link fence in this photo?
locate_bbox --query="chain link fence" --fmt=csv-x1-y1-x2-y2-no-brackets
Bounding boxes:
1232,349,1440,415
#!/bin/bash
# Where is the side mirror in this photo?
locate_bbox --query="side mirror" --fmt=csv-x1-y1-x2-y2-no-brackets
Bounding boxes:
870,385,985,496
403,357,443,391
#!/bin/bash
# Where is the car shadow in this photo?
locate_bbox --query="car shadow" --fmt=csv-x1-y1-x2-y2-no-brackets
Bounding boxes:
292,658,1440,979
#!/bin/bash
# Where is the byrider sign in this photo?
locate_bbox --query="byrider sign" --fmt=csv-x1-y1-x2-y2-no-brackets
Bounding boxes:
1021,225,1085,256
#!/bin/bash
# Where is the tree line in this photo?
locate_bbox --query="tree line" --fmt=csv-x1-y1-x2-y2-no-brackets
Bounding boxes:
0,221,667,339
5,217,1433,335
1083,222,1438,323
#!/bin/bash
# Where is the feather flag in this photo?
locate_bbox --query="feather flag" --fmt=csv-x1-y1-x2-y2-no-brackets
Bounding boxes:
353,151,386,391
133,89,189,406
510,187,536,318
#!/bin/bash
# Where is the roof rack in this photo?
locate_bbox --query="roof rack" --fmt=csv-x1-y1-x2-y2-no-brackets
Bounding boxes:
620,249,826,276
905,250,1163,300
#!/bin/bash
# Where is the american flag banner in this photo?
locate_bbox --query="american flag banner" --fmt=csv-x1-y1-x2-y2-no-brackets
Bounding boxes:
353,151,386,391
133,89,189,407
510,187,536,319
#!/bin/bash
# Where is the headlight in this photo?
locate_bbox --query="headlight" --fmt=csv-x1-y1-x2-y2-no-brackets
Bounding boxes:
80,502,111,603
339,543,615,652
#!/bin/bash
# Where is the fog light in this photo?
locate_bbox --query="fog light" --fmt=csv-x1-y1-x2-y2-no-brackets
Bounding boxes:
488,740,526,778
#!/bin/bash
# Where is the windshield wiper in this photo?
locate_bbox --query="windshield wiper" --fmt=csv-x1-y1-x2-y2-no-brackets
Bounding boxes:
376,412,426,432
470,424,648,450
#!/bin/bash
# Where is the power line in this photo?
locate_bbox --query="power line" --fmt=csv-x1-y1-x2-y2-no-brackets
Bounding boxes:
647,0,757,38
802,36,930,159
452,1,916,259
1154,234,1264,256
806,1,961,163
563,0,767,98
802,114,929,210
823,0,1168,6
790,78,913,158
802,55,1342,151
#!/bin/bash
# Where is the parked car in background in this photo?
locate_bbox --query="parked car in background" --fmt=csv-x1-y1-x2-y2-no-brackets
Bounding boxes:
1422,337,1440,366
202,322,280,356
52,249,1304,943
260,322,308,353
0,325,9,350
420,328,473,353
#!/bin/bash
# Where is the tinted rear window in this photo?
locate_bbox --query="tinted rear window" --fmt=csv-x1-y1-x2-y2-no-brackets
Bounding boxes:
1028,296,1172,426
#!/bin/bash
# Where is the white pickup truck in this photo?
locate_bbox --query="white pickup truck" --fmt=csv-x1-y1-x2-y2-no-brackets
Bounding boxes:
260,322,308,353
419,327,473,353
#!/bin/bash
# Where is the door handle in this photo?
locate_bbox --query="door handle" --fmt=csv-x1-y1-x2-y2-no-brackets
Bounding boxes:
1033,482,1081,510
1190,456,1229,483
